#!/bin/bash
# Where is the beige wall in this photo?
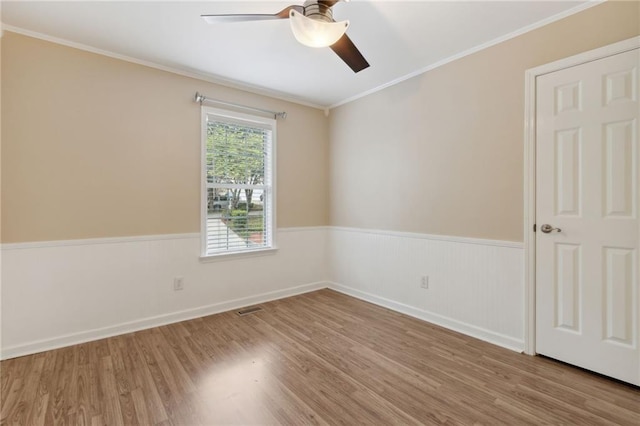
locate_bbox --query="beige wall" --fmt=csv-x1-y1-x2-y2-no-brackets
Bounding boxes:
1,32,329,243
329,1,640,242
0,29,3,244
3,1,638,244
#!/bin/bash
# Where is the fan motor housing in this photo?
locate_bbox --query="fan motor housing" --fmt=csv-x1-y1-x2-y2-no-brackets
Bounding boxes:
303,1,334,22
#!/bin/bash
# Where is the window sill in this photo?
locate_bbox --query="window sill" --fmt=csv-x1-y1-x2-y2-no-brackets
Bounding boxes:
199,247,278,263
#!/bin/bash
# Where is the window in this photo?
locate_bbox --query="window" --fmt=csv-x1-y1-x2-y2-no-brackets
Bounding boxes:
201,107,275,257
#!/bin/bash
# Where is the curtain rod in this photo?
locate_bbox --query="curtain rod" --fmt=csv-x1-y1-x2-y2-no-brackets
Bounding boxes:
194,92,287,119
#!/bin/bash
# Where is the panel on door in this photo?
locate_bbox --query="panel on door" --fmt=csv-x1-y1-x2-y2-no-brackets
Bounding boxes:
536,48,639,386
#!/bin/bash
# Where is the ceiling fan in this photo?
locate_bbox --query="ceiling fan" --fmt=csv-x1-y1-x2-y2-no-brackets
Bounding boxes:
201,0,369,73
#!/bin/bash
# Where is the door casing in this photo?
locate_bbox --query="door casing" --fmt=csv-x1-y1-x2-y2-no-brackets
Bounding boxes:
523,36,640,356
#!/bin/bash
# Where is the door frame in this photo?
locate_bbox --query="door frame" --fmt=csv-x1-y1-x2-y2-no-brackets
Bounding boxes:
523,36,640,355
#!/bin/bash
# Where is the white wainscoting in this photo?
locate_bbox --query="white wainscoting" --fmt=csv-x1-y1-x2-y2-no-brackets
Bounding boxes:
327,227,525,351
0,227,328,359
1,226,526,359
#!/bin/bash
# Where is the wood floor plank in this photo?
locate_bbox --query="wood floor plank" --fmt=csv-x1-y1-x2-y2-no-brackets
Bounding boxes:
0,378,24,425
26,350,57,426
98,356,124,426
2,289,639,425
132,332,175,423
74,364,91,426
5,355,45,425
1,356,28,411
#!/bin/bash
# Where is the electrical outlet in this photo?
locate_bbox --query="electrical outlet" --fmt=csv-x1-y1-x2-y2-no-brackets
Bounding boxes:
173,277,184,291
420,276,429,289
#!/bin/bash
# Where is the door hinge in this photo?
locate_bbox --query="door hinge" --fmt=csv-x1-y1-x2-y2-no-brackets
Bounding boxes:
533,224,537,232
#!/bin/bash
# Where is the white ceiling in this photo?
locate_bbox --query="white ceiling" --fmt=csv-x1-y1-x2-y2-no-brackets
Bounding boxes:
2,1,594,108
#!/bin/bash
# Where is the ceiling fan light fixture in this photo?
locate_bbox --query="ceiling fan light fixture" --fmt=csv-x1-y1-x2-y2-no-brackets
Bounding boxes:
289,9,349,48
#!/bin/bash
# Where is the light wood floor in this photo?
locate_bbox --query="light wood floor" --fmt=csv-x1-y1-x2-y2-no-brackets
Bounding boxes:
1,289,639,425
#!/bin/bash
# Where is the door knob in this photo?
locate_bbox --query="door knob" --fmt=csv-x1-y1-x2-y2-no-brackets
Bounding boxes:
540,224,561,233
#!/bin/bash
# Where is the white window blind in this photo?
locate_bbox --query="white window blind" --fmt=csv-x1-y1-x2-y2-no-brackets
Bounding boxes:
202,108,275,256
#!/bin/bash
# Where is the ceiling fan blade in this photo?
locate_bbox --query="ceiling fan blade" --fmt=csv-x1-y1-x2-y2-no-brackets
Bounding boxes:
330,33,370,73
202,5,303,23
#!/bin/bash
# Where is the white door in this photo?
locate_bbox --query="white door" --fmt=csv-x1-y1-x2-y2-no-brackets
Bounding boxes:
536,48,639,385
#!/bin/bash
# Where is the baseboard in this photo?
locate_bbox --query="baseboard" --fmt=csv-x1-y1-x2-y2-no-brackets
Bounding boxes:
1,281,328,360
328,282,525,353
2,279,525,359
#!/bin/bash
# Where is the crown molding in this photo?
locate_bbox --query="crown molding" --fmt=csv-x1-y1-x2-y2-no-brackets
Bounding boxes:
1,0,606,111
328,0,605,109
1,24,325,111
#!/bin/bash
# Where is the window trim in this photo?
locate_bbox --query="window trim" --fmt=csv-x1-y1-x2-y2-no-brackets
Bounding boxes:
200,106,277,259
